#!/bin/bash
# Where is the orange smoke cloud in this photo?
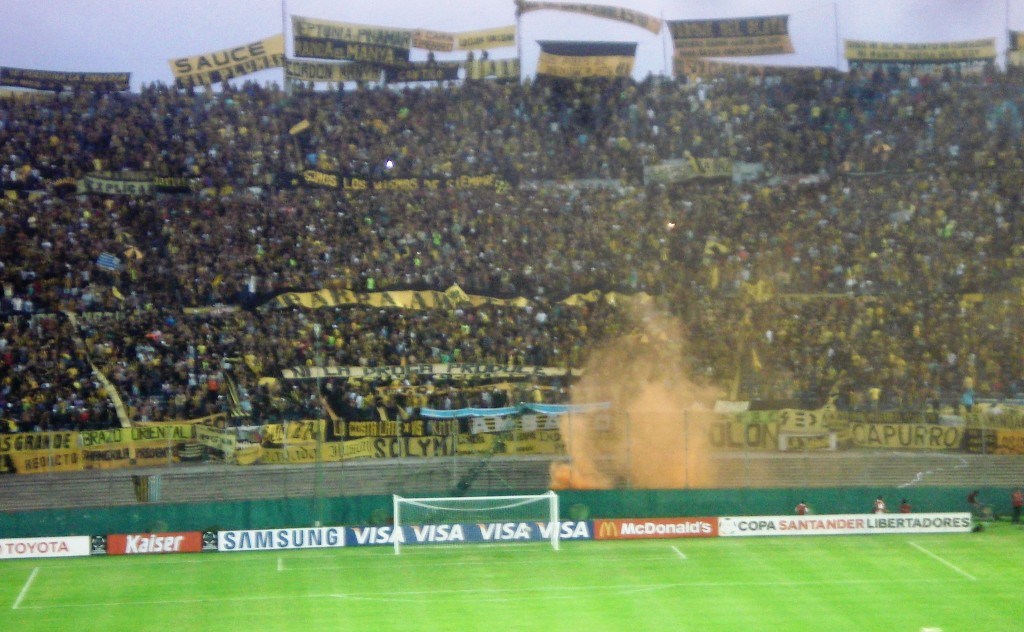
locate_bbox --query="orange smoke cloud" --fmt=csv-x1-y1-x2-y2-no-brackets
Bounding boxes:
554,303,722,490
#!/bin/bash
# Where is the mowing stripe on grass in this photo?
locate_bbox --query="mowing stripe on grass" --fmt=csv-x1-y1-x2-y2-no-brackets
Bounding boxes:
13,576,965,611
12,567,38,610
908,541,976,580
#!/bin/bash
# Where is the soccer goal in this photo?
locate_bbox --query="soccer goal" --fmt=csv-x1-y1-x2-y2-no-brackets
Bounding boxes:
392,491,560,554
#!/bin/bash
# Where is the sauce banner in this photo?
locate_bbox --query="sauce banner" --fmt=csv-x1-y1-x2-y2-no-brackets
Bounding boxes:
170,34,285,88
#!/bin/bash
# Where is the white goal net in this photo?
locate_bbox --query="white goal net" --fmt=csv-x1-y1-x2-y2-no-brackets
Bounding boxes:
392,491,560,554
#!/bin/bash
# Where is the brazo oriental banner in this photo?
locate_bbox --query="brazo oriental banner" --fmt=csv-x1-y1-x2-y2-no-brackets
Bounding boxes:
516,1,663,35
170,34,285,88
844,38,996,63
669,15,794,58
285,59,382,83
455,26,517,51
536,41,637,78
292,15,411,65
0,67,130,92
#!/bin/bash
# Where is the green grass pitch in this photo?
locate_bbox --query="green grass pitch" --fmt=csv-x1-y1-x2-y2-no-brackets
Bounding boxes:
3,522,1022,631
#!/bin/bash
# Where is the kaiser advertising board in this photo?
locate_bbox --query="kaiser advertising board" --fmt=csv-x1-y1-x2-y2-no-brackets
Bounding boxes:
0,536,91,560
718,513,972,537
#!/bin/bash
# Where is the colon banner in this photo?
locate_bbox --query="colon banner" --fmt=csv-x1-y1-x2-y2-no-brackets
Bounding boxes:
292,15,410,65
669,15,794,58
285,59,382,83
536,41,637,79
455,26,517,51
844,38,996,63
516,1,663,35
0,67,130,92
169,34,285,88
384,62,461,83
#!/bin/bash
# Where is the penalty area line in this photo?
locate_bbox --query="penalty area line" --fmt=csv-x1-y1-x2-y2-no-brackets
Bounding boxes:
908,541,976,581
12,567,39,610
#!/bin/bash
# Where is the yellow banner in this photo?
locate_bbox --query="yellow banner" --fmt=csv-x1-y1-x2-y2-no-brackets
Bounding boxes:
708,420,779,450
5,449,82,474
265,283,530,311
169,34,285,88
643,157,732,184
670,16,794,57
850,423,963,450
455,26,516,51
537,51,634,79
844,38,996,62
283,363,578,381
993,429,1024,455
412,29,455,52
516,2,663,35
466,58,520,80
292,16,411,48
261,420,325,446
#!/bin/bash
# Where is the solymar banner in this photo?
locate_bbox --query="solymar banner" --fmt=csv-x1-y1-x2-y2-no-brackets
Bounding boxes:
170,34,285,88
454,26,517,51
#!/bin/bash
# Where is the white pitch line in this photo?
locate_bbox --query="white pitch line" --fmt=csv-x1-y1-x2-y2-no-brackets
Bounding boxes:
908,541,976,581
277,557,284,572
14,577,963,611
670,545,687,560
12,567,39,610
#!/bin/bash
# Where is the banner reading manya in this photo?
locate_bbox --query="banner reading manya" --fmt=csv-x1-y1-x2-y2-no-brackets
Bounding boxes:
669,15,794,58
292,15,410,65
536,41,637,79
170,34,285,88
516,1,662,35
844,39,996,63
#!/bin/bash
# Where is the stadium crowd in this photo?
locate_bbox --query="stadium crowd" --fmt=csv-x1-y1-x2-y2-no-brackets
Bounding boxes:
1,63,1021,431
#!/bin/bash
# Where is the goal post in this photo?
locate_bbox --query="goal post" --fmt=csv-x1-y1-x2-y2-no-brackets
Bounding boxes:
392,491,560,554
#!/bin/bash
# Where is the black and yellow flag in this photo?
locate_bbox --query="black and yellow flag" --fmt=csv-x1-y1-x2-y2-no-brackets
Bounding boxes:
536,41,636,79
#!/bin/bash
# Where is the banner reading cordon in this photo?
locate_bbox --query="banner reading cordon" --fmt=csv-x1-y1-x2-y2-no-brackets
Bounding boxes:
669,15,794,58
844,38,996,63
0,67,130,92
285,59,381,83
516,1,662,35
170,34,285,88
292,15,410,64
536,41,637,79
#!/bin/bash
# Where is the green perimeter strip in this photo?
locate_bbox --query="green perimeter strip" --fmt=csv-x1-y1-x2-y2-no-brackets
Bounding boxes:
0,486,1015,538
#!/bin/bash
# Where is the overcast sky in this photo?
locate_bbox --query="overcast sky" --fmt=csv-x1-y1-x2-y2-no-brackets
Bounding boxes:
0,0,1015,89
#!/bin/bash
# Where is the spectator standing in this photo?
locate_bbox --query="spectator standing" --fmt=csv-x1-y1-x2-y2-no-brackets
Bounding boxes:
873,496,887,514
1011,489,1022,524
899,499,911,513
795,500,808,515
